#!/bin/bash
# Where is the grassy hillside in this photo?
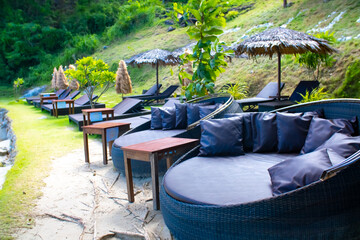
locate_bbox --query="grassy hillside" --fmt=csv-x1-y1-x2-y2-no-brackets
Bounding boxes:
93,0,360,106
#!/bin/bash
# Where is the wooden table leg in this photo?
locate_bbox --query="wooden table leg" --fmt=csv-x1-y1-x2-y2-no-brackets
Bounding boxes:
83,113,87,126
102,131,108,165
124,152,134,202
150,153,160,210
83,131,90,163
108,140,114,157
166,156,172,169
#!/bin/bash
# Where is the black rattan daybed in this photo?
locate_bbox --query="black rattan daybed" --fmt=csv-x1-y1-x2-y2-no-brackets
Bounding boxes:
160,99,360,240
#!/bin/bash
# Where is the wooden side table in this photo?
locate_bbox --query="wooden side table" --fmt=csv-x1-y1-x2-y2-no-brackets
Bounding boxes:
82,122,130,165
52,99,75,117
40,95,58,106
82,108,114,126
122,137,199,210
40,93,56,97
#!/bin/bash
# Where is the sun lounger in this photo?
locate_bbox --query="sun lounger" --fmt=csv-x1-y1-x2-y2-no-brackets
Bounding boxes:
124,83,162,99
41,94,104,116
236,82,285,111
130,85,179,105
33,88,73,108
68,98,150,130
26,88,66,104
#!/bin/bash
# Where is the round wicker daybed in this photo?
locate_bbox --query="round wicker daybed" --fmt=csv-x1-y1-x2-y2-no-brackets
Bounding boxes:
160,99,360,240
111,95,242,177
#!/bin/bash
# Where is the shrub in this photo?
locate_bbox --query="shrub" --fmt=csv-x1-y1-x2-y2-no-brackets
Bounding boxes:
226,10,239,20
298,87,328,103
334,60,360,98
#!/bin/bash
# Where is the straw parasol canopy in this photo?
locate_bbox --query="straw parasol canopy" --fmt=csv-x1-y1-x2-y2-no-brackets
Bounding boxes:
235,27,336,99
115,60,132,96
68,64,80,90
51,67,58,90
56,65,69,90
126,49,180,94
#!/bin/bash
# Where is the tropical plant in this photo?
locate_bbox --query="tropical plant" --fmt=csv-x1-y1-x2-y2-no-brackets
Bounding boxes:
221,81,248,100
13,77,24,101
174,0,232,100
65,57,116,108
295,31,336,81
297,87,328,103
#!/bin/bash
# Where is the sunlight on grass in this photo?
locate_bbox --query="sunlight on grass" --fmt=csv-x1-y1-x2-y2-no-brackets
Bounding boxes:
0,99,84,238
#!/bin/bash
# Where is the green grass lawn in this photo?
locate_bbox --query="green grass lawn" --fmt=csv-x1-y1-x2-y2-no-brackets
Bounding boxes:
0,99,85,238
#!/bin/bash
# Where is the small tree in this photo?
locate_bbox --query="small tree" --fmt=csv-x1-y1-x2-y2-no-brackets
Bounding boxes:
13,78,24,101
295,32,336,81
65,57,116,108
174,0,232,100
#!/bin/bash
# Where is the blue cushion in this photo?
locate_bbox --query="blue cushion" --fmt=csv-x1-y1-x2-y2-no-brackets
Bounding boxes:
174,103,187,129
315,133,360,158
277,112,313,153
268,148,334,195
242,112,255,152
160,107,176,130
150,107,162,129
187,102,211,126
199,117,244,156
301,117,356,154
252,113,277,153
199,104,219,119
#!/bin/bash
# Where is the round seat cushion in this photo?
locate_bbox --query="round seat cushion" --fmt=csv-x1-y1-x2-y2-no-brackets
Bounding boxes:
163,153,297,205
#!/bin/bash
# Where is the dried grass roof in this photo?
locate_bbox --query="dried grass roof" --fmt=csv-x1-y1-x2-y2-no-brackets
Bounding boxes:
235,27,336,58
126,49,180,67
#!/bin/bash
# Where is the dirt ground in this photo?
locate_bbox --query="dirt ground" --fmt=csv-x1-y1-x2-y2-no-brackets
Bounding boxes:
15,140,172,240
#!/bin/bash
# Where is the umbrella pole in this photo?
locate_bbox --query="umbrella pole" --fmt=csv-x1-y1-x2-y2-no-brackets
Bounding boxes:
156,60,159,95
277,51,281,101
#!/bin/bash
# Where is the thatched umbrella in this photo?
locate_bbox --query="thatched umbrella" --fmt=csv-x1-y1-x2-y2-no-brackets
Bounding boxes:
51,67,58,90
115,60,132,97
68,65,80,90
126,49,180,94
235,27,336,100
57,65,69,89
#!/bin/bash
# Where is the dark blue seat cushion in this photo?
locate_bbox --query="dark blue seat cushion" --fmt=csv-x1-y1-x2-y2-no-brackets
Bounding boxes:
276,112,313,153
160,106,176,130
199,117,244,156
268,148,337,195
252,113,277,153
301,117,356,154
175,103,187,129
199,104,219,119
164,153,297,205
150,107,162,129
315,133,360,158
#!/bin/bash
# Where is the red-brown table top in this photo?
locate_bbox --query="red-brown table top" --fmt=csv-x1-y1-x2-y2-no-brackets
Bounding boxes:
82,122,130,130
122,137,199,154
82,108,113,113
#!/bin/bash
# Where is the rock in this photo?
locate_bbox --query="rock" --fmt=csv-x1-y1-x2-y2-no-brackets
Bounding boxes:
0,139,11,155
164,20,174,25
167,26,175,32
0,128,7,141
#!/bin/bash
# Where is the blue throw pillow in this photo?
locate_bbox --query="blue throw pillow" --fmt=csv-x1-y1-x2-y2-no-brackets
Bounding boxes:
160,107,176,130
199,104,219,119
314,133,360,159
187,102,211,126
268,148,334,195
150,107,162,129
199,117,244,156
252,112,277,153
175,103,187,129
301,117,356,154
242,112,255,152
277,112,313,153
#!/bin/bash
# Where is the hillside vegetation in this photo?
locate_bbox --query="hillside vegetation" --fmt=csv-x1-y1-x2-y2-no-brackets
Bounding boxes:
1,0,360,103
